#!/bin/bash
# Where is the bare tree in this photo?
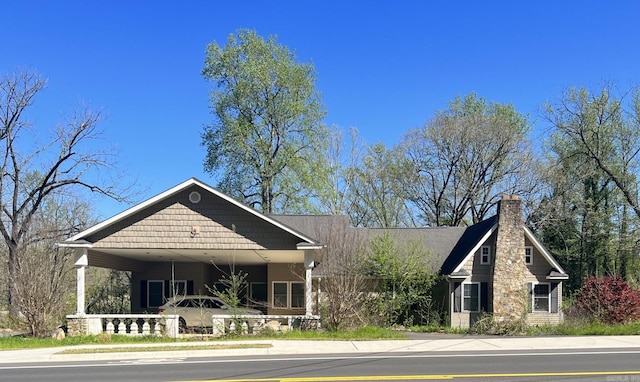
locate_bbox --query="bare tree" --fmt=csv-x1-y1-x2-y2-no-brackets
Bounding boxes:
10,195,91,336
347,142,415,228
401,93,536,226
0,68,130,317
310,217,370,331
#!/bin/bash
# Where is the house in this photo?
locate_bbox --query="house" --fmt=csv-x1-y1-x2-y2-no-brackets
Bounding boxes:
60,179,567,334
277,195,568,328
60,178,325,335
437,195,568,327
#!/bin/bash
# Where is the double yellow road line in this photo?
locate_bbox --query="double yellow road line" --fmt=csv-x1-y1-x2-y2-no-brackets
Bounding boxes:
182,370,640,381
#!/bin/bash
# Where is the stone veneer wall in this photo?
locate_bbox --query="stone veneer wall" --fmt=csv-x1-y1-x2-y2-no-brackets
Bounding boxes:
491,195,528,322
66,317,88,337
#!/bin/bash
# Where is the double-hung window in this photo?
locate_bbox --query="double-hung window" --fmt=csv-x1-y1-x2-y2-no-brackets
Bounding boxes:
525,247,533,265
480,246,491,264
463,283,480,312
533,283,550,312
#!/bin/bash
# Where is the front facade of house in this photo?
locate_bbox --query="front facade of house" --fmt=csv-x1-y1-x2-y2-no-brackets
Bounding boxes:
61,179,567,331
61,178,324,320
440,196,568,328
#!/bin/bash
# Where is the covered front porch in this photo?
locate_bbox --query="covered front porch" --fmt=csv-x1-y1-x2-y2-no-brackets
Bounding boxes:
59,178,325,337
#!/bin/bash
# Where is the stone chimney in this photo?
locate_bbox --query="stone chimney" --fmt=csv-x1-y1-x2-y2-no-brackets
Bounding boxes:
492,195,528,322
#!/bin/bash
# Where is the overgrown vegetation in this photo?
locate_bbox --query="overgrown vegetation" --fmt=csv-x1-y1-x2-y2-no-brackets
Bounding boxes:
311,218,370,331
365,232,440,327
528,320,640,336
86,269,131,314
467,314,529,336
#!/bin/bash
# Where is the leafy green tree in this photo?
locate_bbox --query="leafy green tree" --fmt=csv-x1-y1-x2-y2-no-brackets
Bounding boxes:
543,85,640,219
202,29,329,214
365,232,439,326
401,93,535,226
538,84,640,288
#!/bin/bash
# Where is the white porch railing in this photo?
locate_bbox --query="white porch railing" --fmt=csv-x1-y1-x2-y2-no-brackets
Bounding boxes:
210,314,320,336
66,314,180,338
66,314,320,338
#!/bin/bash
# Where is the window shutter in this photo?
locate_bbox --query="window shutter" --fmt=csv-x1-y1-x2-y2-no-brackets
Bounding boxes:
453,282,461,312
480,282,489,312
187,280,194,295
140,280,148,308
550,283,559,313
527,282,533,313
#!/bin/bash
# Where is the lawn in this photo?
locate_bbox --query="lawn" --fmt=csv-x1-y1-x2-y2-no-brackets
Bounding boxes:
3,321,639,352
0,326,407,351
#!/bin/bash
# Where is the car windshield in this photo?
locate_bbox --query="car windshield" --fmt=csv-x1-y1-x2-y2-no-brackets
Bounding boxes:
174,298,226,309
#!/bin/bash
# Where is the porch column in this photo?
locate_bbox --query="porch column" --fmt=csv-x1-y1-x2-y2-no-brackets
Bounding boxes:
74,249,89,315
304,252,315,316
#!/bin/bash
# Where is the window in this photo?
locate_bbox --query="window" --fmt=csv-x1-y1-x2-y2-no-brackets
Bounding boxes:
463,283,480,312
291,282,305,308
272,281,306,309
480,246,491,264
273,282,288,308
525,247,533,265
147,280,164,308
533,283,550,312
453,282,487,313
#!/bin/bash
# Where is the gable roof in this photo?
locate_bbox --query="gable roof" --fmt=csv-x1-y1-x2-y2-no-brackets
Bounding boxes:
272,212,567,278
440,216,498,275
64,178,319,248
438,214,568,277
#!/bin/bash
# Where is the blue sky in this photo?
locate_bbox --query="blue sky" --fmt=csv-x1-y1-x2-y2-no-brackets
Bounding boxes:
3,1,640,219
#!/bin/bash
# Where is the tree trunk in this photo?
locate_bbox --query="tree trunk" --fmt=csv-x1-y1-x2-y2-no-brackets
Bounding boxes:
7,243,19,317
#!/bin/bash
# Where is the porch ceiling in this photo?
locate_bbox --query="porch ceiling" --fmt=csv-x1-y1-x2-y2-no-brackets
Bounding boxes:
89,248,304,265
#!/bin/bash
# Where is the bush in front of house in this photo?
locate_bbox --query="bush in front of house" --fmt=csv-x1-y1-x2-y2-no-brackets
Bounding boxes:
573,276,640,325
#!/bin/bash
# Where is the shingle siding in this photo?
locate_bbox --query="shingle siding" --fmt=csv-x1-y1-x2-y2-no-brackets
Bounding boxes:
88,186,301,250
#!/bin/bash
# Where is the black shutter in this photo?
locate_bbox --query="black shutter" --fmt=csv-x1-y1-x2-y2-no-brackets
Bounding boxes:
187,280,194,295
480,282,488,312
527,282,533,313
453,282,461,312
140,280,147,308
550,283,559,313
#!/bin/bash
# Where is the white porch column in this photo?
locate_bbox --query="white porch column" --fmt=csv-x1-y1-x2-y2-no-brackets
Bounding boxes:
304,251,315,316
74,249,89,315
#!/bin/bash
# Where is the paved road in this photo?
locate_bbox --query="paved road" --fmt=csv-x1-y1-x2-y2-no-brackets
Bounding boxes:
1,335,640,381
2,348,640,381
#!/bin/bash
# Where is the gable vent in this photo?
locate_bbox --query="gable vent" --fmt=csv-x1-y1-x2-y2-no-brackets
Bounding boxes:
188,191,201,204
